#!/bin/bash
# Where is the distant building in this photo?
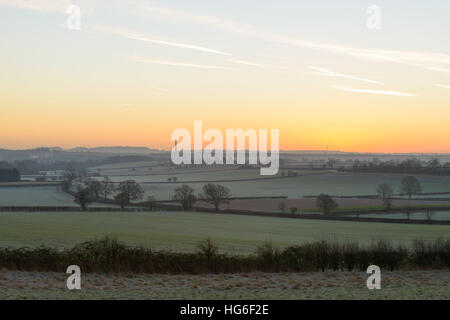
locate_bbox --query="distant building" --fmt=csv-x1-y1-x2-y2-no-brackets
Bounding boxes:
0,162,21,182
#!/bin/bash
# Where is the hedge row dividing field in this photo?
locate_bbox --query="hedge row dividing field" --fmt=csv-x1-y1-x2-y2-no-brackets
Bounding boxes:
1,237,449,274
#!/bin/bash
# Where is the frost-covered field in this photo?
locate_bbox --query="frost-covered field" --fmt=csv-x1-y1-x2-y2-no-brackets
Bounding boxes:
0,186,110,207
137,171,450,200
103,168,320,183
1,270,448,300
347,211,450,221
0,186,74,206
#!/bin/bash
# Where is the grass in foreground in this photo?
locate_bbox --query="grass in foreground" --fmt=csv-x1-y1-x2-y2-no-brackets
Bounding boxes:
1,270,449,300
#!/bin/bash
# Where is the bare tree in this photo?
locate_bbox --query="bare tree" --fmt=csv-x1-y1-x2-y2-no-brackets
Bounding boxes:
146,195,156,211
278,202,287,213
425,209,435,221
376,183,394,210
400,176,422,199
316,194,338,215
114,180,144,207
62,168,78,191
404,207,413,220
86,179,102,198
172,184,197,210
199,184,232,211
427,158,440,168
74,187,91,211
101,177,115,199
114,192,129,209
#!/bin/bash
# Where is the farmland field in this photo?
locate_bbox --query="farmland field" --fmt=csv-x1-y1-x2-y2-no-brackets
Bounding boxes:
0,211,449,253
224,198,450,213
0,186,110,207
135,171,450,200
81,161,450,200
346,211,450,221
102,168,324,183
0,187,74,206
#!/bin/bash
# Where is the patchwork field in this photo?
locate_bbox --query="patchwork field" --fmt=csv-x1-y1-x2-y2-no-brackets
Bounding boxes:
0,186,74,206
0,186,111,207
345,211,450,221
1,270,448,299
0,211,449,253
103,169,323,183
7,165,450,205
225,198,450,213
136,171,450,200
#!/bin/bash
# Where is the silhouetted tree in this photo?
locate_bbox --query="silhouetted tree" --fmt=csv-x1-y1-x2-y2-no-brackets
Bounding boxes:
114,192,129,209
316,194,338,215
400,176,422,199
146,195,156,211
62,168,78,191
404,207,413,220
86,179,102,198
376,183,394,210
101,177,115,199
427,158,440,168
172,185,197,210
114,180,144,207
199,184,231,211
425,209,435,221
74,187,91,211
278,202,287,213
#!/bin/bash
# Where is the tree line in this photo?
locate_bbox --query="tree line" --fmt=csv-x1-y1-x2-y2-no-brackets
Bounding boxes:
65,171,232,212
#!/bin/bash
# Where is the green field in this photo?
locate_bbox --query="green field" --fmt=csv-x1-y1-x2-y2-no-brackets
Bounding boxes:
0,211,449,254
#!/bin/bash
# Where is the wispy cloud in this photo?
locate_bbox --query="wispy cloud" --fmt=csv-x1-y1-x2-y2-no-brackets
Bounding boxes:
332,85,417,97
434,84,450,89
128,55,230,70
142,5,450,74
311,67,384,85
127,35,231,56
227,59,274,68
89,25,231,56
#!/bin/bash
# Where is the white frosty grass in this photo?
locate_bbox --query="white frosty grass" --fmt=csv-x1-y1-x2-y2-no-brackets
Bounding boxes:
0,270,448,300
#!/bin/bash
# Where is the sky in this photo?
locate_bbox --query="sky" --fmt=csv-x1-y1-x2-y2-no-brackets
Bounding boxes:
1,0,450,153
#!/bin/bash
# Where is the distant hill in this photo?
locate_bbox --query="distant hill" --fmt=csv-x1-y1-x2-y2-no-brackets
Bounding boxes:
67,146,160,153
